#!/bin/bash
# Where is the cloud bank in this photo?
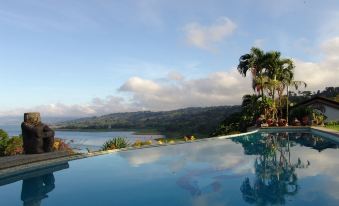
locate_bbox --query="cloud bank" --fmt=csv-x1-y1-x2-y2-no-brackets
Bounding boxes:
1,36,338,118
294,36,339,91
0,69,252,117
119,70,251,111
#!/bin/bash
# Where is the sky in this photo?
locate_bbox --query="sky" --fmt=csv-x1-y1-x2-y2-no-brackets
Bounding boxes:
0,0,339,117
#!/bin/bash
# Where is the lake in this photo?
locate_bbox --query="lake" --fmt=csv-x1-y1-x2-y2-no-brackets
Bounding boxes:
0,125,164,152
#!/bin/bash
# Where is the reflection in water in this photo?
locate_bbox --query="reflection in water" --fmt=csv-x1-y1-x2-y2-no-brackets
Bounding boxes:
21,173,55,206
92,131,339,205
290,133,339,152
119,137,252,198
177,168,241,196
234,132,337,205
1,132,338,205
0,163,69,206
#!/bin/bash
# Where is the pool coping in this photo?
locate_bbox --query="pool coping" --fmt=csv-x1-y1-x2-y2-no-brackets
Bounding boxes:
0,126,338,180
0,130,257,179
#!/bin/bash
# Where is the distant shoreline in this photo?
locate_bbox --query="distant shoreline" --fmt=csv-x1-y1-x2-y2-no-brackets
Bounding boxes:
54,128,162,135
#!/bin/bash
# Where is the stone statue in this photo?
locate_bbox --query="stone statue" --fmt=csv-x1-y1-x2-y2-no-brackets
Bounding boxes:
21,112,55,154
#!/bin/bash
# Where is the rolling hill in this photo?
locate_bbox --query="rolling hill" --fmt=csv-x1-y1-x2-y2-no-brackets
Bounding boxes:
55,105,241,138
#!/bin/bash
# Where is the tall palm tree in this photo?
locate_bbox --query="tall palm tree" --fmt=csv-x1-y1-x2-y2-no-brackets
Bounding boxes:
274,58,306,122
276,58,294,120
286,80,307,123
264,51,284,120
238,47,268,101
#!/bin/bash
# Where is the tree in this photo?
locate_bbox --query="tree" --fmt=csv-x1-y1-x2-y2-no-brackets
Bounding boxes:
238,47,307,123
238,47,269,101
286,80,307,123
0,129,9,156
242,94,262,124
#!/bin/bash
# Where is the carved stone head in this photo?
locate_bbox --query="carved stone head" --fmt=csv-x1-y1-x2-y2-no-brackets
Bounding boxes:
24,112,41,125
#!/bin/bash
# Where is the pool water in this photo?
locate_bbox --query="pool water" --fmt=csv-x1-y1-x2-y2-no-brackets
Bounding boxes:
0,132,339,206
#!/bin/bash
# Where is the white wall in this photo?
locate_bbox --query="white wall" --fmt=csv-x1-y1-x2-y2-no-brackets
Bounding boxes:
324,105,339,122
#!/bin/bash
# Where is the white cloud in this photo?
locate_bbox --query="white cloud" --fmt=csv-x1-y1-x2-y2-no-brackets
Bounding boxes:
119,77,161,93
119,70,251,110
1,36,338,118
294,36,339,91
253,39,264,47
183,17,237,51
119,138,253,171
0,96,136,117
0,68,251,117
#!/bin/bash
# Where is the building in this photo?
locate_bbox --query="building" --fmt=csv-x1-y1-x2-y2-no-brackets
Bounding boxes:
292,96,339,122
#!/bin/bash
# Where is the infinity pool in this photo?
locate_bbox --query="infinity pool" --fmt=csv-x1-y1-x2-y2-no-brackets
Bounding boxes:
0,132,338,206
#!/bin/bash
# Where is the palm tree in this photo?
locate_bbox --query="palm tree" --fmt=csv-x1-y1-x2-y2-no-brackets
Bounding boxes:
286,80,307,123
273,57,306,122
264,51,284,120
275,58,294,120
238,47,306,123
238,47,268,101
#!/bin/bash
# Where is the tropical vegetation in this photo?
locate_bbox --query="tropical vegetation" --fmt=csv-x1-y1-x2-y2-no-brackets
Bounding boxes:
237,47,307,124
0,129,23,156
155,135,196,144
213,47,299,135
132,140,153,148
289,87,339,103
101,137,130,150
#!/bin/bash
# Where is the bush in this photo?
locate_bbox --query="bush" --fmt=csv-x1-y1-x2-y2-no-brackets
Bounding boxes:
0,129,23,156
289,107,313,122
155,136,196,144
0,129,9,156
53,138,74,153
211,112,250,137
132,140,152,148
4,136,23,156
184,135,196,141
102,137,130,150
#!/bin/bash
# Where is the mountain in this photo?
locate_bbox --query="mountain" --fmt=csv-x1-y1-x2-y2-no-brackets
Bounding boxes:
55,105,241,138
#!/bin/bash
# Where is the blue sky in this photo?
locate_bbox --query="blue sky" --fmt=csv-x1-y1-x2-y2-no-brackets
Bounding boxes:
0,0,339,116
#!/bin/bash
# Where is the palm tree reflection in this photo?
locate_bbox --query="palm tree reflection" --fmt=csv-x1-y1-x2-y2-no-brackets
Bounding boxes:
235,133,315,205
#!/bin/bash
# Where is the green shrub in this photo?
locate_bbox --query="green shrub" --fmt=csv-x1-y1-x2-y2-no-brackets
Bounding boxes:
132,140,152,147
4,136,23,156
0,129,9,156
53,138,74,154
102,137,130,150
289,107,313,121
0,129,23,156
155,136,196,144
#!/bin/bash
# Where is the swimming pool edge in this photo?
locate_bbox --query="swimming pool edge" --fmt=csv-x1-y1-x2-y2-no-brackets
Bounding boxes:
1,127,338,179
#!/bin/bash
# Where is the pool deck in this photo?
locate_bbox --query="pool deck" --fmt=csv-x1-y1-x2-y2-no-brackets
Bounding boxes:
311,126,339,136
0,126,338,180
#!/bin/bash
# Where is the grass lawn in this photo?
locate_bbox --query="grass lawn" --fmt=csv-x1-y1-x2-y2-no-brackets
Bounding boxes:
325,125,339,131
